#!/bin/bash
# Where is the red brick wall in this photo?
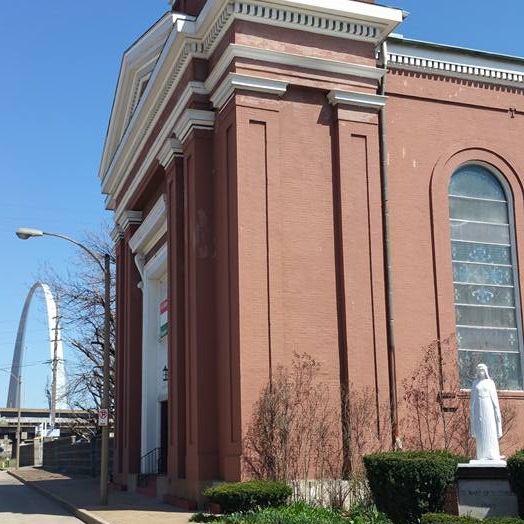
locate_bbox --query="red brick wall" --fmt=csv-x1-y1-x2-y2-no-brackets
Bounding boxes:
386,68,524,454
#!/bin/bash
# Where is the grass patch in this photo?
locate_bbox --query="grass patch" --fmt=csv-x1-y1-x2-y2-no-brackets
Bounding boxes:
220,502,348,524
193,502,392,524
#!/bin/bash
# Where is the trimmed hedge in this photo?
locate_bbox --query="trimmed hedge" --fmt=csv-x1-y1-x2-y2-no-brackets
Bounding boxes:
507,450,524,504
203,479,292,514
422,515,524,524
364,451,466,524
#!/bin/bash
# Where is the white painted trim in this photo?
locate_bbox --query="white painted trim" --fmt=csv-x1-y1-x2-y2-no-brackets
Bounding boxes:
128,195,167,255
100,13,175,181
110,225,123,243
327,89,386,109
387,39,524,87
173,109,216,143
263,0,403,25
144,243,168,279
157,137,184,167
140,247,168,462
102,16,200,201
134,254,146,289
113,81,206,224
210,73,288,109
118,210,142,232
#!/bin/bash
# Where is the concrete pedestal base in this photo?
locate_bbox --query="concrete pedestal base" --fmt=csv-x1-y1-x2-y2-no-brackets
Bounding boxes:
457,462,518,518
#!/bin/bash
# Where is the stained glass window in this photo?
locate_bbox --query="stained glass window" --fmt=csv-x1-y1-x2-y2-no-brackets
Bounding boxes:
448,164,523,390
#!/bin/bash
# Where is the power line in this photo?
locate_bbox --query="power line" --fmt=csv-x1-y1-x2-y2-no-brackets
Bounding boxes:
0,359,53,371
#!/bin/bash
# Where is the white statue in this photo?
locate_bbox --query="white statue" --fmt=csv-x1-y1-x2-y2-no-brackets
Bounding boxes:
470,363,503,461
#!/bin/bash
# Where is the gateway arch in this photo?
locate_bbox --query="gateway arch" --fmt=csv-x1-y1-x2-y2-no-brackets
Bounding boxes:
7,282,67,409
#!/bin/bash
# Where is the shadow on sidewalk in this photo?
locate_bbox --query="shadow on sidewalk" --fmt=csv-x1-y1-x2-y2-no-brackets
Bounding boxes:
10,467,194,522
0,472,78,518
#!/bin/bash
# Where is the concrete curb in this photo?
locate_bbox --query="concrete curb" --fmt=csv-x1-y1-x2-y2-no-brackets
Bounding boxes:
7,469,113,524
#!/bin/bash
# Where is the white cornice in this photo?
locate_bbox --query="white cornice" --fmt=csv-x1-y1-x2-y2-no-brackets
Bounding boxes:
99,13,174,181
143,243,168,280
327,89,386,109
387,38,524,87
119,210,143,232
157,137,184,167
111,225,124,243
210,73,288,109
128,195,167,255
173,109,216,143
112,81,207,216
206,43,385,94
100,0,403,207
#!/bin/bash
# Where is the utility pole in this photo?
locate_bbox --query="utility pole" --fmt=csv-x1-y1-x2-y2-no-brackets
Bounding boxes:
16,375,21,468
100,253,111,505
50,293,60,429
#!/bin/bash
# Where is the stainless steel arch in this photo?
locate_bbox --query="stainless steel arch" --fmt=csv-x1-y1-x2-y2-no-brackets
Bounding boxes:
7,283,67,409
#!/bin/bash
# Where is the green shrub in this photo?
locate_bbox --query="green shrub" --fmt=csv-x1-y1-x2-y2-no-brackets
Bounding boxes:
422,516,524,524
203,479,291,514
507,450,524,502
484,519,524,524
364,451,465,524
421,514,479,524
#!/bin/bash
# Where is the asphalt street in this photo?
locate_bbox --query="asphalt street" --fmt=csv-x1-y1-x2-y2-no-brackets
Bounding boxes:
0,470,83,523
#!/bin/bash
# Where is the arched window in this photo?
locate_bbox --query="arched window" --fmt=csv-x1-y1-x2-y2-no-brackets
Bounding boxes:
449,164,523,390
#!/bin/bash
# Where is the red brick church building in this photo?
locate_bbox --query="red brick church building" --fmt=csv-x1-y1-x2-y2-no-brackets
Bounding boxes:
99,0,524,502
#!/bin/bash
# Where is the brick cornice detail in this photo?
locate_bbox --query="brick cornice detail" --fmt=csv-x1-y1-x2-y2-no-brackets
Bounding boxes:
173,109,215,143
111,225,124,243
388,51,524,87
210,73,288,110
119,210,143,233
327,89,386,109
157,137,184,167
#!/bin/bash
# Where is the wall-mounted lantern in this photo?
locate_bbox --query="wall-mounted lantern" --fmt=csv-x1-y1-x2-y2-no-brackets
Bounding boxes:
162,365,168,382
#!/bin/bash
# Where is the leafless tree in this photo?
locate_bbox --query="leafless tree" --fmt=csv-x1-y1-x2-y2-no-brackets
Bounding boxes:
39,225,115,437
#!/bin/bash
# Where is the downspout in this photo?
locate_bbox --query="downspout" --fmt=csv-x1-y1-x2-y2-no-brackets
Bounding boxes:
378,40,399,449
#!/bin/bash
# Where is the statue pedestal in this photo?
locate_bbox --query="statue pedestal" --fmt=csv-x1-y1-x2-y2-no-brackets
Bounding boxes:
457,462,518,518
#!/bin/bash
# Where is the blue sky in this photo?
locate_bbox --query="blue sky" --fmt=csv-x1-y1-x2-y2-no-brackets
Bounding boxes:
1,0,523,408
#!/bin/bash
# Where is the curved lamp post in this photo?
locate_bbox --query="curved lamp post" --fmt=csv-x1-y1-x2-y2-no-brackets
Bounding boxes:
15,227,111,505
0,369,21,468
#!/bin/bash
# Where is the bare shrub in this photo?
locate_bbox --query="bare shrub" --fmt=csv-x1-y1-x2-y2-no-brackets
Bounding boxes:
242,353,334,481
243,353,390,509
401,334,517,457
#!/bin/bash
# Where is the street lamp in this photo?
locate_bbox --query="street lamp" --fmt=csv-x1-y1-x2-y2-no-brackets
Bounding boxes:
0,369,22,469
15,227,111,504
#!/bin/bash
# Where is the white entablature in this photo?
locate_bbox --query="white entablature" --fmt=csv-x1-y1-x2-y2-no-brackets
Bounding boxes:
388,35,524,87
99,0,403,214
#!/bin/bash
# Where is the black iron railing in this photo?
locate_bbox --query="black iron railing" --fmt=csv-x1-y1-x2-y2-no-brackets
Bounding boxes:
139,446,167,477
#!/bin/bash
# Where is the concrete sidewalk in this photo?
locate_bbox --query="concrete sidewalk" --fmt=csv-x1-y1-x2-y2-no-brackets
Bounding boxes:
8,467,194,524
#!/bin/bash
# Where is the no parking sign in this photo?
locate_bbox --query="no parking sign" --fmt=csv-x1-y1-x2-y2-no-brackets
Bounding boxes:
98,409,109,426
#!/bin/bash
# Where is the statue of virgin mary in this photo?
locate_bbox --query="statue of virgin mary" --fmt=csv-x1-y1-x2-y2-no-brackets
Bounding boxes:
470,363,503,461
